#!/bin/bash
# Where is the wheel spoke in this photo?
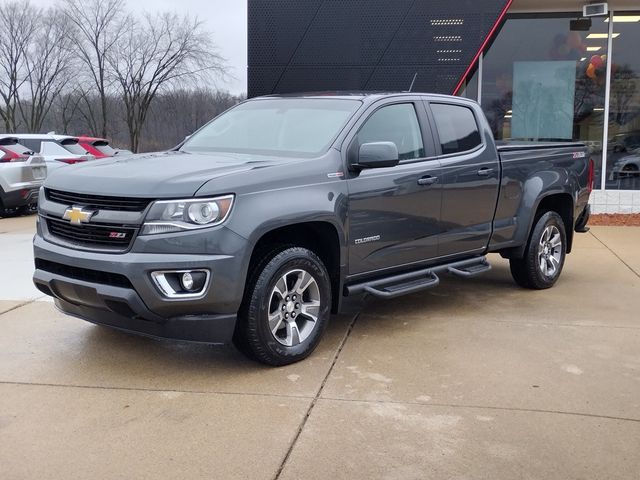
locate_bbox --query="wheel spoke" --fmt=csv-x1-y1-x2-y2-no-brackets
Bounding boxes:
542,228,550,244
286,322,301,346
300,300,320,322
549,255,560,272
549,233,561,248
273,275,288,299
539,256,547,276
268,311,284,334
294,271,315,295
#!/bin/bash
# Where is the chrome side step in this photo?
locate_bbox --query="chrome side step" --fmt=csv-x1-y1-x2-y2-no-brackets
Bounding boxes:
346,257,490,299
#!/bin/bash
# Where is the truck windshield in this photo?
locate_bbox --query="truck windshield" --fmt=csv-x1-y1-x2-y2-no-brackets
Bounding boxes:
180,98,361,157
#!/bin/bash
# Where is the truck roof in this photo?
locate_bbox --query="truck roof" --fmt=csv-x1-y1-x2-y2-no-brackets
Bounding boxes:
258,91,471,103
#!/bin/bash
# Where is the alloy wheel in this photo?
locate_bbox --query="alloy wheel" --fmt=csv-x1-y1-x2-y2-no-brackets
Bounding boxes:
268,269,321,347
537,225,562,277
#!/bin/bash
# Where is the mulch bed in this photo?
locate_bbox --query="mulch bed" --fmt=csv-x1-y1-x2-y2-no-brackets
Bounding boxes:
589,214,640,227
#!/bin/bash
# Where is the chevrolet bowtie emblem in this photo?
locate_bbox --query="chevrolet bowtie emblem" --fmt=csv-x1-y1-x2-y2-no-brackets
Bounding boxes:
63,206,95,225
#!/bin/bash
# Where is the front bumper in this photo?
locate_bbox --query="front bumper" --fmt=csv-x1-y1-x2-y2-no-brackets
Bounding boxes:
33,227,250,344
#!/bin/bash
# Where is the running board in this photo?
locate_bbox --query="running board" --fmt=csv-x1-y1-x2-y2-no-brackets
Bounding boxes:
447,259,491,278
346,257,490,299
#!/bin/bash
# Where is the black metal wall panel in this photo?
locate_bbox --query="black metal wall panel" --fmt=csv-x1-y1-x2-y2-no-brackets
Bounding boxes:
248,0,510,97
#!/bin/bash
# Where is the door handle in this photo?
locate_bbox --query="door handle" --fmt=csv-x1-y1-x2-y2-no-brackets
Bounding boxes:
418,175,438,186
477,167,494,176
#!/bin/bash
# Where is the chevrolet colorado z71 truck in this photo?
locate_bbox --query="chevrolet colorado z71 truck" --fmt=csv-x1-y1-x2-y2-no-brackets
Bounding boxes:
33,93,593,365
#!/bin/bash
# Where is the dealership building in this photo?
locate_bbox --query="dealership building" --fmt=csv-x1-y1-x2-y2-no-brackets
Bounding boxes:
248,0,640,213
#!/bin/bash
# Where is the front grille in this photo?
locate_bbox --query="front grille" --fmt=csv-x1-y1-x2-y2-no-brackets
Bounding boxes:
35,259,133,289
46,188,151,212
46,218,136,251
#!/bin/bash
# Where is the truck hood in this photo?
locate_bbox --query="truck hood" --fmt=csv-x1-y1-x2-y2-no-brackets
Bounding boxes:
44,150,286,198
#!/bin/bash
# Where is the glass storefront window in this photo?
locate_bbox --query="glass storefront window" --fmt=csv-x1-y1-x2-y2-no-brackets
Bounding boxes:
605,13,640,190
459,68,479,101
479,14,609,187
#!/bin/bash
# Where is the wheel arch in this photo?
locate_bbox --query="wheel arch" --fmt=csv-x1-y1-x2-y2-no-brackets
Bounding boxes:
501,191,575,259
246,221,344,314
534,193,574,253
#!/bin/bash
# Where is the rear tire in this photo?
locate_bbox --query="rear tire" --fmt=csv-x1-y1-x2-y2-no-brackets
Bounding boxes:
234,246,331,366
510,211,567,289
622,164,639,177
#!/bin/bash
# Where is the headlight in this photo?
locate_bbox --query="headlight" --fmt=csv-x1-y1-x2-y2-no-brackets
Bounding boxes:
141,195,234,235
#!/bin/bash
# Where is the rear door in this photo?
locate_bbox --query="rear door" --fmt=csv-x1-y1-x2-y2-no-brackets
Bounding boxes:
346,99,442,276
426,101,500,257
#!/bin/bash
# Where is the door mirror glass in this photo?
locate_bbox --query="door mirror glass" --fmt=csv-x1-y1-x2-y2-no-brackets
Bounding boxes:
358,142,399,168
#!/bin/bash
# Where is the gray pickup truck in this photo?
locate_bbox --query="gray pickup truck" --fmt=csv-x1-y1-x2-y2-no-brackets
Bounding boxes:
33,93,593,365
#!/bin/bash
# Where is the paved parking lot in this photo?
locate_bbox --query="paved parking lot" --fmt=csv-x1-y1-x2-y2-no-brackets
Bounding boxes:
1,215,639,480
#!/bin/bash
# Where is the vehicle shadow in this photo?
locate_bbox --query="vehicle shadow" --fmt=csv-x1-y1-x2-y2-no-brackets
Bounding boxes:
358,258,518,320
70,311,357,382
66,259,514,379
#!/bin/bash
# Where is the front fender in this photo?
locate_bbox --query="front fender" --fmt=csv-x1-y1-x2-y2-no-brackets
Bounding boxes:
224,181,349,285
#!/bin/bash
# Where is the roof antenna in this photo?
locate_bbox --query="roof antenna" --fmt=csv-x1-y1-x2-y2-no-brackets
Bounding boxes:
407,73,418,93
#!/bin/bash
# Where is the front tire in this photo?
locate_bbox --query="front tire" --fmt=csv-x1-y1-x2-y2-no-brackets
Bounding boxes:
234,246,331,366
510,211,567,289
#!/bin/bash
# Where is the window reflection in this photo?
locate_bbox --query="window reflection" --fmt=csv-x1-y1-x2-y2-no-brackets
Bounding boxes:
479,15,608,187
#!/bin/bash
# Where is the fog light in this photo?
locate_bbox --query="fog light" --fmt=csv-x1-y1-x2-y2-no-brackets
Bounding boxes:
181,272,194,291
150,269,210,298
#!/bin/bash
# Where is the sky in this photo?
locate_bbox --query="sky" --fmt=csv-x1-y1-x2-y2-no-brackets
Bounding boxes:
30,0,248,94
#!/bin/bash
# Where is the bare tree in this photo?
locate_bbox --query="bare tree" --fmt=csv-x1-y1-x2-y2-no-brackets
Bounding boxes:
62,0,128,137
108,12,225,152
56,89,84,133
18,9,75,132
140,88,240,151
0,0,39,132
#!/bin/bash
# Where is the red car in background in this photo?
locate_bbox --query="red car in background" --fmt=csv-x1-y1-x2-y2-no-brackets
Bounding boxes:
77,136,126,159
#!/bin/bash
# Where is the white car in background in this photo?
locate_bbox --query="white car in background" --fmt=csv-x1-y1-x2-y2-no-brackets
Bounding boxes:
7,134,95,173
611,148,640,179
0,137,47,216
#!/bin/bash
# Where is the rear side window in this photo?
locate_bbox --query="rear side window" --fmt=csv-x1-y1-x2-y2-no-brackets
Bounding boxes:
355,103,425,160
60,139,88,155
93,141,117,156
3,143,34,156
20,139,42,153
431,103,482,155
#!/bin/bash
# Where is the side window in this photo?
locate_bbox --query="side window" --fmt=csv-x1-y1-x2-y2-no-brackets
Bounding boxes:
355,103,425,161
21,139,41,153
430,103,482,155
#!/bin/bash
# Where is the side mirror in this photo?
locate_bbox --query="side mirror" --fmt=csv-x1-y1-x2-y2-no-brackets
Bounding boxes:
357,142,399,169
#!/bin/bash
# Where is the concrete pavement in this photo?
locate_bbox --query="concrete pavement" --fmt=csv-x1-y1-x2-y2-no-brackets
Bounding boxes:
1,215,639,479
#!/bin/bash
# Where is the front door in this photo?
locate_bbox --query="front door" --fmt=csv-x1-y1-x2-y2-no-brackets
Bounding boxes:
346,101,442,276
